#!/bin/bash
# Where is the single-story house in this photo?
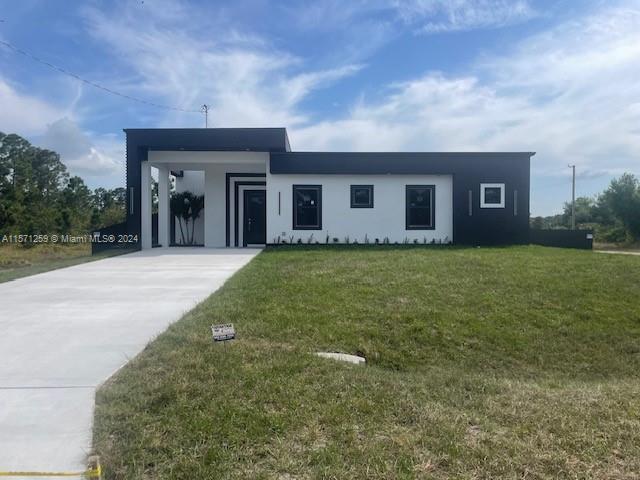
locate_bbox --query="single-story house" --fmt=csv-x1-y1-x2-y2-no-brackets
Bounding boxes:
125,128,534,248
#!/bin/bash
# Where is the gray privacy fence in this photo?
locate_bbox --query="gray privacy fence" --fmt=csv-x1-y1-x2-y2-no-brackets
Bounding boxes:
530,229,593,250
92,213,158,254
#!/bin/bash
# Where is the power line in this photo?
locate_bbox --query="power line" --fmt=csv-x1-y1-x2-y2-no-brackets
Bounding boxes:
0,39,202,113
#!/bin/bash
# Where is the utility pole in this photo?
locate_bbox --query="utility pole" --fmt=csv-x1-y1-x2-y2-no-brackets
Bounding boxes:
568,164,576,230
201,104,209,128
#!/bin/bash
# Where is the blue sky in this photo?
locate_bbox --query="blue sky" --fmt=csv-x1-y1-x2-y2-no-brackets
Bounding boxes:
1,0,639,215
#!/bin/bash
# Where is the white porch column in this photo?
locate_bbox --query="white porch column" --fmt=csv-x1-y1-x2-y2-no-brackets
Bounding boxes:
157,165,170,248
141,161,152,250
204,167,215,247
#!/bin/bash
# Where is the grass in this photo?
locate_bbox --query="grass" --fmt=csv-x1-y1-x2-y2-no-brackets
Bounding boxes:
93,246,640,479
0,243,129,283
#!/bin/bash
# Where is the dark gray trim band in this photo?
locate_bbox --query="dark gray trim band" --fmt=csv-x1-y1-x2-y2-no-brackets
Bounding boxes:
225,173,266,247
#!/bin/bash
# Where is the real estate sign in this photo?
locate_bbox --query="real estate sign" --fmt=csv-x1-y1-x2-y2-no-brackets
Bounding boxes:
211,323,236,342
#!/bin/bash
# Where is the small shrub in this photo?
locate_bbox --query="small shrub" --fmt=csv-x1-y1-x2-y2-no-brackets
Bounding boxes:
333,237,340,243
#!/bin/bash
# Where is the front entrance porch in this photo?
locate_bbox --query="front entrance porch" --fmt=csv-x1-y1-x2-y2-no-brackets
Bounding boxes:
140,151,268,249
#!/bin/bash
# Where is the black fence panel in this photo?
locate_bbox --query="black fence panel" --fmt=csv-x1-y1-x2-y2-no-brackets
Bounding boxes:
91,221,129,255
91,213,157,254
530,229,593,250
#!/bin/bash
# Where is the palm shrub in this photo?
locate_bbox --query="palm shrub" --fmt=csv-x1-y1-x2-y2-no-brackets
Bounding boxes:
188,194,204,244
170,191,205,245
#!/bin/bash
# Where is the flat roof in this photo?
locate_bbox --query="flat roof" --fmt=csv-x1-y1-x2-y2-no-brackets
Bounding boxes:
269,151,534,175
124,128,291,153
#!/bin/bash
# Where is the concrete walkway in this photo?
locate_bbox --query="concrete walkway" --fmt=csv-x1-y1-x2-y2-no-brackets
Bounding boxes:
0,248,259,475
596,250,640,256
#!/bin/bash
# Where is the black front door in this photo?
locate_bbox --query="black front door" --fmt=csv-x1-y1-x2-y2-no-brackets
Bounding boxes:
243,190,266,246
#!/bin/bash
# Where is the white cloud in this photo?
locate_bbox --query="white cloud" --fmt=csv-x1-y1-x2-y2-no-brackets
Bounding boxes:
81,3,362,128
0,79,61,135
392,0,538,33
37,118,122,177
0,77,122,184
291,4,640,182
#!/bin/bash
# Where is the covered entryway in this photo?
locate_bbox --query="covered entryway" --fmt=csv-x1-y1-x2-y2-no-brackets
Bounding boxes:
139,151,268,249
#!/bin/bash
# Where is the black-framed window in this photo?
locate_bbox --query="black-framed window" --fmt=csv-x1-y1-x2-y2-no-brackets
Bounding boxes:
350,185,374,208
406,185,435,230
293,185,322,230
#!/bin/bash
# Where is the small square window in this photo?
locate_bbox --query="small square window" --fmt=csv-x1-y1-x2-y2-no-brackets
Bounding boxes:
480,183,505,208
350,185,374,208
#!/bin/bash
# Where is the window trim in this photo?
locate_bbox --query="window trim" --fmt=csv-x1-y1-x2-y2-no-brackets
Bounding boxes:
292,184,322,230
350,184,374,208
405,185,436,230
480,183,505,209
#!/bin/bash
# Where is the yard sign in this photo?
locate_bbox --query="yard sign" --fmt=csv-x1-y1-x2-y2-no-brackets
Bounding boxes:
211,323,236,342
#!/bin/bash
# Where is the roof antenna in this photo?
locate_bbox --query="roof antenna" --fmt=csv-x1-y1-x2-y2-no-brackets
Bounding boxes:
201,104,209,128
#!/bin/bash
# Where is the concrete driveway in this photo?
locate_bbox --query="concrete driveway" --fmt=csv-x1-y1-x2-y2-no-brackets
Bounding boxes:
0,248,259,474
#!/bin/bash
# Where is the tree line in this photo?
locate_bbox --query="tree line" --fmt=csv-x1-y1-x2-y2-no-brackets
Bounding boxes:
531,173,640,243
0,132,126,237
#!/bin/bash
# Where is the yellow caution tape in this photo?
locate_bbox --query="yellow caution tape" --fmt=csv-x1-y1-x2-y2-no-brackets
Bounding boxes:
0,465,101,478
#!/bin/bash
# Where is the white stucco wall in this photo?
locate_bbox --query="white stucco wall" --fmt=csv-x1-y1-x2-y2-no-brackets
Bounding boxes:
266,173,453,244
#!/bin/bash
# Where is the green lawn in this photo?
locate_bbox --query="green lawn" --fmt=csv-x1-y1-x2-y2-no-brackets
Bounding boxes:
0,243,130,283
93,246,640,479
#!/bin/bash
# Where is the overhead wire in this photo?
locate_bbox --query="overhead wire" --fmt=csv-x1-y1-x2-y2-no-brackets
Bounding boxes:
0,39,202,113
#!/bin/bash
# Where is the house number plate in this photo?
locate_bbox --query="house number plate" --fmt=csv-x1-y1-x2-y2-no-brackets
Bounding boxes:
211,323,236,342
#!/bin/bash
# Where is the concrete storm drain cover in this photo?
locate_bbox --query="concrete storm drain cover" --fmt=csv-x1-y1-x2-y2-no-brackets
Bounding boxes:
315,352,366,365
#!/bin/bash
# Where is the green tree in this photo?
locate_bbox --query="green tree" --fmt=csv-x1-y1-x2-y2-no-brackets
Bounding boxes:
58,176,93,234
0,132,129,238
598,173,640,240
562,196,597,226
91,187,126,229
0,132,68,234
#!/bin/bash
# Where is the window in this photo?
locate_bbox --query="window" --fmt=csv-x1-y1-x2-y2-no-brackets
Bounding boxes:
293,185,322,229
480,183,505,208
351,185,374,208
406,185,435,230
